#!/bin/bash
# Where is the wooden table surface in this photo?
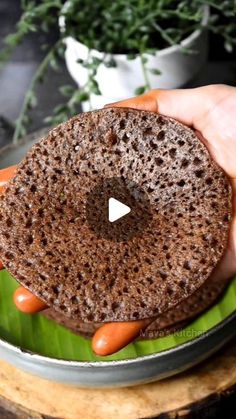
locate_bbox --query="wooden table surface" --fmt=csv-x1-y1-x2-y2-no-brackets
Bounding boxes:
0,337,235,418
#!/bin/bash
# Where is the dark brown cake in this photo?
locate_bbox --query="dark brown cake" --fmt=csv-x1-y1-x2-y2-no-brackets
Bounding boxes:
44,274,230,338
0,108,232,322
43,307,187,339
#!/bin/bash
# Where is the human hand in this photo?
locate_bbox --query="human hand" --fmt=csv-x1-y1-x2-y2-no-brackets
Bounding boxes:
1,86,235,357
108,84,236,284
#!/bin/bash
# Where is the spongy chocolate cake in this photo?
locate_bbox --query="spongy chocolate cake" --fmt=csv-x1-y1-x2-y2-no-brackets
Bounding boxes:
0,108,232,322
44,273,230,338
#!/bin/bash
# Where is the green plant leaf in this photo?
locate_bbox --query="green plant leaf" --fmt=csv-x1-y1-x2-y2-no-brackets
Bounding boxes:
224,41,233,53
141,55,148,64
73,91,90,102
89,79,101,95
104,58,117,68
134,86,146,95
149,68,162,75
127,53,137,60
0,270,235,362
59,85,75,97
49,56,59,71
76,58,84,64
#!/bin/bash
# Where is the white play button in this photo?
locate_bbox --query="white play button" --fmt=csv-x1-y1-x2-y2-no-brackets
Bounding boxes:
108,198,131,223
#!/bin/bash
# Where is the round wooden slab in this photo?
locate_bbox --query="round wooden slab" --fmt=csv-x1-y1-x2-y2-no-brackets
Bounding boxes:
0,338,235,418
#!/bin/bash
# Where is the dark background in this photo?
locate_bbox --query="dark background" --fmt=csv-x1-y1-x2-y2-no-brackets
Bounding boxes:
0,2,236,418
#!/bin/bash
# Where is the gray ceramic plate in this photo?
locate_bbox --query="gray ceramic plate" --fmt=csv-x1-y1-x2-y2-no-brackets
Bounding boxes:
0,312,234,388
0,133,235,388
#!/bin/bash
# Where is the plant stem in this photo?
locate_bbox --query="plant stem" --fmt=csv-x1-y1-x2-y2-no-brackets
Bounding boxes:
87,50,92,110
140,52,151,91
13,42,60,144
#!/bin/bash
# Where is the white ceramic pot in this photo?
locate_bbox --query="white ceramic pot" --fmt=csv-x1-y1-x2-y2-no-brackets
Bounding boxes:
62,6,209,111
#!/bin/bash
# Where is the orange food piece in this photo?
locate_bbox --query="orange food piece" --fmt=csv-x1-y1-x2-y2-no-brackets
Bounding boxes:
14,286,47,314
92,319,150,356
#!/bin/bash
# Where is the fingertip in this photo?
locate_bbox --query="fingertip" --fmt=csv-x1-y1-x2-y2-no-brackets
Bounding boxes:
104,103,114,108
14,286,47,313
104,90,159,112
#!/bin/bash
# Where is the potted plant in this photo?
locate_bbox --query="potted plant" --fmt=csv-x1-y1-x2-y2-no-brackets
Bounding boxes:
61,1,210,111
0,0,235,141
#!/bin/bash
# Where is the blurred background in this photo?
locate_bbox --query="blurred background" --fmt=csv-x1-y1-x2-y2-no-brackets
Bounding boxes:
0,0,235,148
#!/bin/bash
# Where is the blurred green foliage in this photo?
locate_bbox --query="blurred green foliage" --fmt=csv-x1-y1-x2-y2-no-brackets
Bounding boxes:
0,0,235,141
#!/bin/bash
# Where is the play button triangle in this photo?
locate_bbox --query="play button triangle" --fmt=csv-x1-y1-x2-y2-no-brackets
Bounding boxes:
108,197,131,223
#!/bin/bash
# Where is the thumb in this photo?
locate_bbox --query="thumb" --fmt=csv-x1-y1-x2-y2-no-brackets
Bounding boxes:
107,85,236,178
106,86,217,130
107,87,236,275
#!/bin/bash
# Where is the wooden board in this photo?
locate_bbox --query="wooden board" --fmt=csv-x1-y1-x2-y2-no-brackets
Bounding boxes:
0,338,235,418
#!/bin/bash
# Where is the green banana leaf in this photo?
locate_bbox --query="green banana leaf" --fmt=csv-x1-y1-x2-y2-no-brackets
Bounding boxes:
0,269,235,362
